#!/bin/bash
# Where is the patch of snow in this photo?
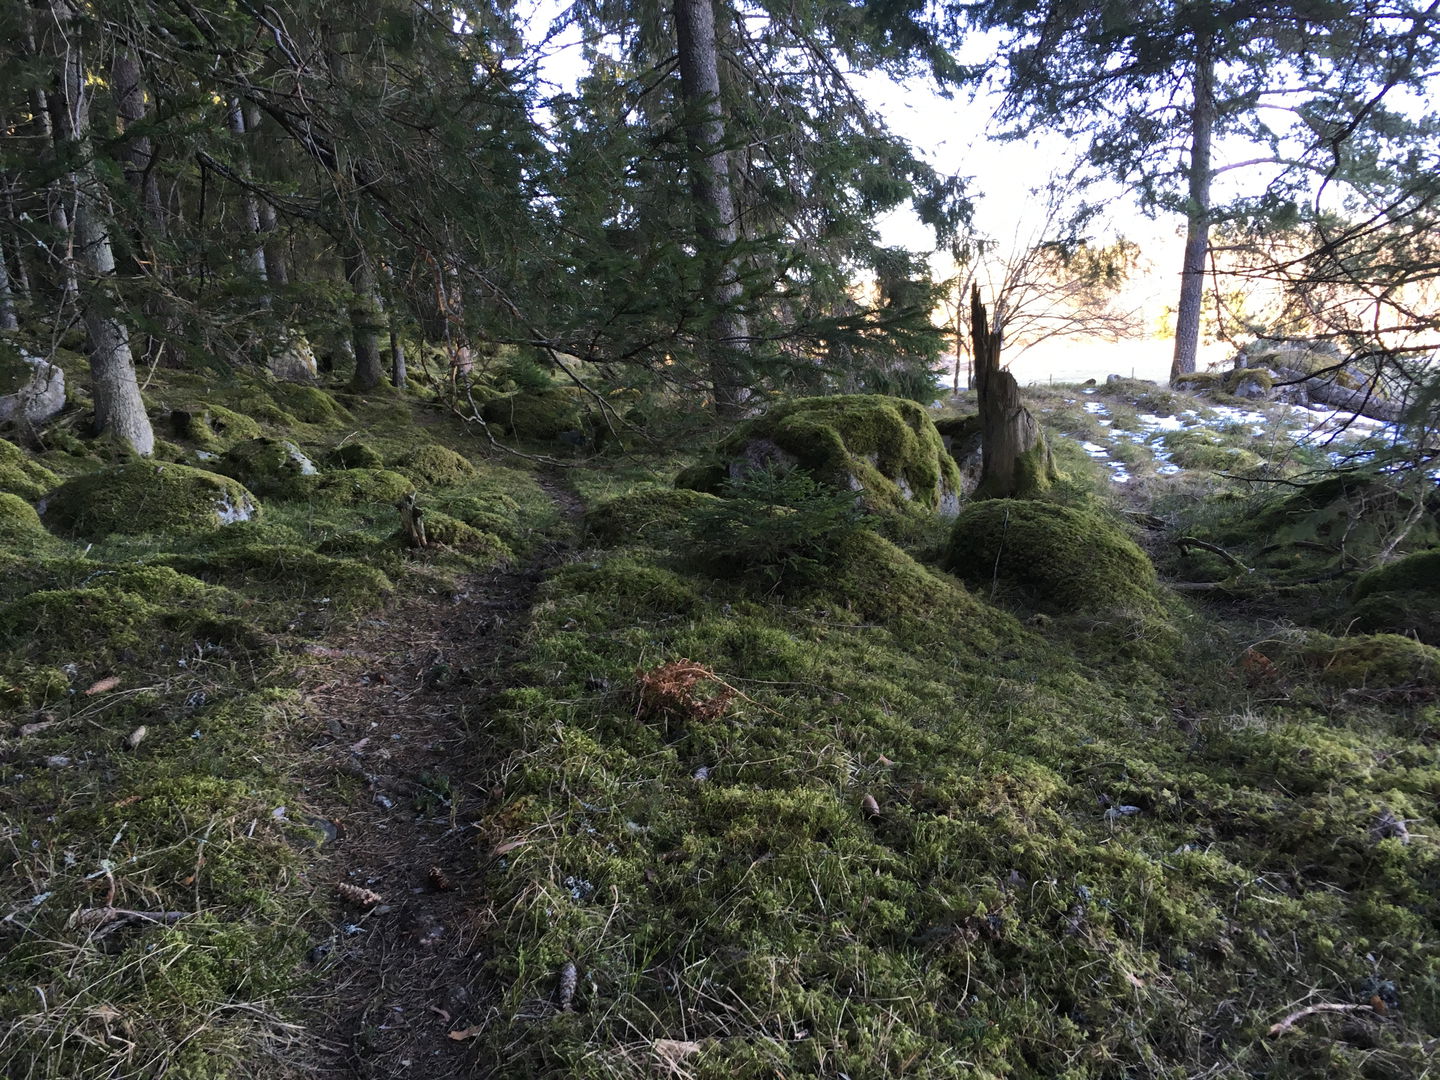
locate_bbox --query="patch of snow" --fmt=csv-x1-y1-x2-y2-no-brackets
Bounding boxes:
1156,464,1181,476
1135,412,1185,431
1080,441,1109,457
1083,401,1109,415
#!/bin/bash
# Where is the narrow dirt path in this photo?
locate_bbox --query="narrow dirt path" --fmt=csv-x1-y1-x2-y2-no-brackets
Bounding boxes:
297,473,581,1079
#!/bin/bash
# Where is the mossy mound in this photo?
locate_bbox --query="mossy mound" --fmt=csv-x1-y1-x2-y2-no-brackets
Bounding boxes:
1354,549,1440,600
1301,633,1440,698
685,395,962,519
944,499,1157,614
389,443,477,487
482,386,584,441
217,437,318,498
0,437,61,500
0,565,251,666
402,511,512,563
1161,429,1263,472
268,382,351,425
169,404,264,452
1343,591,1440,646
803,528,1011,635
159,545,393,612
41,462,261,541
0,492,63,557
586,488,721,548
308,468,414,507
325,441,385,470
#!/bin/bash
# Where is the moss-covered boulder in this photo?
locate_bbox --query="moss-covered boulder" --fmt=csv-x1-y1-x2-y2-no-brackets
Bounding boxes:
0,438,60,500
40,462,260,541
682,395,962,518
160,545,393,612
587,488,722,548
325,442,385,470
945,500,1157,614
389,443,477,487
308,468,414,506
218,437,318,498
0,492,62,557
1301,633,1440,698
1342,550,1440,645
262,381,350,425
169,404,264,453
482,387,583,441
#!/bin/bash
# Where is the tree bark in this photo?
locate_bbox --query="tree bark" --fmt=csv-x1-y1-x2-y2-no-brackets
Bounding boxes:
52,0,154,455
674,0,750,417
973,286,1053,499
344,248,385,391
1171,36,1215,384
390,326,407,389
242,103,289,288
111,48,163,235
228,99,269,285
0,231,17,331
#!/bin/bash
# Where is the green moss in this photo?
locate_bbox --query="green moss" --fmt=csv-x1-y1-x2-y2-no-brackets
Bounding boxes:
587,488,722,548
1173,371,1222,391
267,382,351,425
325,441,384,470
0,491,44,539
41,462,260,541
1222,367,1273,394
216,437,318,498
550,557,703,616
389,443,478,486
482,386,584,440
975,433,1060,499
0,565,251,665
0,437,60,500
1161,429,1263,472
169,404,265,453
1354,548,1440,599
159,545,393,612
674,460,728,495
945,500,1156,614
1301,633,1440,697
307,468,414,506
1344,592,1440,646
408,511,513,563
710,395,962,519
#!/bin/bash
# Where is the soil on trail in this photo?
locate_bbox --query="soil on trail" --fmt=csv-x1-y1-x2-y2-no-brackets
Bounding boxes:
298,476,580,1079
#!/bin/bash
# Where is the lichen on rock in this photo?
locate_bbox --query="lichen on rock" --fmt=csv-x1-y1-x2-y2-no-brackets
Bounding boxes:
40,462,261,540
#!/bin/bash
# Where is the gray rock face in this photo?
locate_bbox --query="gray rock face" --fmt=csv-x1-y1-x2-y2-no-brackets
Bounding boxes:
268,333,318,382
0,351,66,429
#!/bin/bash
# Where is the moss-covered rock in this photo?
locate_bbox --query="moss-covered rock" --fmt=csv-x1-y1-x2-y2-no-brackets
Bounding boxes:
482,387,584,441
40,462,260,541
325,441,385,470
932,413,984,494
217,437,318,498
0,492,62,558
308,468,414,506
257,381,350,425
587,488,722,548
1343,591,1440,647
945,499,1157,614
1301,633,1440,698
684,395,963,519
389,443,477,487
404,511,512,563
169,404,264,453
0,437,60,500
673,460,728,495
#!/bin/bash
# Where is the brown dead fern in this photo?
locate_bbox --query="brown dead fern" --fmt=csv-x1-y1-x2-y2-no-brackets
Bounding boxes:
634,659,737,724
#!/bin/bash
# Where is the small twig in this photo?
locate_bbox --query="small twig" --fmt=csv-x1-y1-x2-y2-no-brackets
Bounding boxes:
1267,1002,1378,1036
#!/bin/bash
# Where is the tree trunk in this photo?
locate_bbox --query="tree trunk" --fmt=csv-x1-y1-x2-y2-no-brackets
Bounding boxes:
228,99,269,285
674,0,750,417
344,248,385,391
0,231,17,331
973,286,1053,499
52,0,154,455
390,326,407,389
242,103,289,288
111,48,163,234
1171,36,1215,385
